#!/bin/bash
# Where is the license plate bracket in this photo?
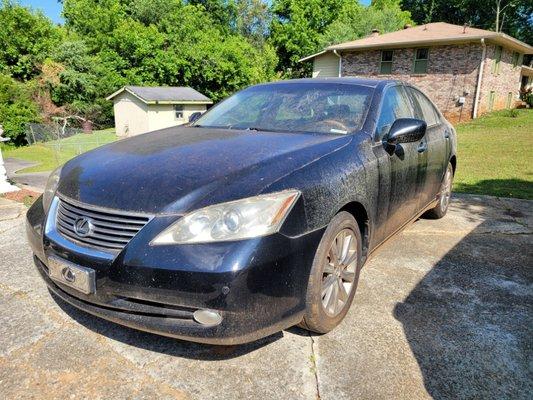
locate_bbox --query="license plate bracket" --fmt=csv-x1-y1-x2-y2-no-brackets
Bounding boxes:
48,256,96,295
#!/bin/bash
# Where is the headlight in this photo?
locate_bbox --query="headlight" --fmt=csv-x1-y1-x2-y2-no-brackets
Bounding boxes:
151,190,300,245
42,166,62,212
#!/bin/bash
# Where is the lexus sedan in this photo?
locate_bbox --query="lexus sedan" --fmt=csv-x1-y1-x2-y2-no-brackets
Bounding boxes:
26,78,456,344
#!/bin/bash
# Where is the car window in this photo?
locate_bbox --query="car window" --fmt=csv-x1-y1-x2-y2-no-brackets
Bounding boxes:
376,86,413,140
410,89,440,126
194,83,374,135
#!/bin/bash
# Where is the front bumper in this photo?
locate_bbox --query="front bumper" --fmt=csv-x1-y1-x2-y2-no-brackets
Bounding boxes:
26,197,323,345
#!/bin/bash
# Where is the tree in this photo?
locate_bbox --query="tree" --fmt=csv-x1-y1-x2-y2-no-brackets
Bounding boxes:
270,0,347,76
0,0,62,80
320,0,413,47
234,0,272,47
401,0,533,44
0,74,39,145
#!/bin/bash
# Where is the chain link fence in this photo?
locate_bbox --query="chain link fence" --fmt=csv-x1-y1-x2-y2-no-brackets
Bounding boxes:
24,121,113,169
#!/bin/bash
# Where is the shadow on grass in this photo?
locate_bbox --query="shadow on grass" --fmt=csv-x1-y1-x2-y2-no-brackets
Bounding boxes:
453,178,533,200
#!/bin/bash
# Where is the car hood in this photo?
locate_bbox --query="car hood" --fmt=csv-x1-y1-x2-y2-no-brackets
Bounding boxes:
57,126,351,214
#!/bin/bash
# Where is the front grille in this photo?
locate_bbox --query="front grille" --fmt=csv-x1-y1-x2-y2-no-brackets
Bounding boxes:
56,196,151,251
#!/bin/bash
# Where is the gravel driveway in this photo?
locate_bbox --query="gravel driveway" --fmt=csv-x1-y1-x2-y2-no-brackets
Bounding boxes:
0,193,531,399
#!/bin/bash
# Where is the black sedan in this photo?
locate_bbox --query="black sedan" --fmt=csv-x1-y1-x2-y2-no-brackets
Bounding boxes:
26,78,456,344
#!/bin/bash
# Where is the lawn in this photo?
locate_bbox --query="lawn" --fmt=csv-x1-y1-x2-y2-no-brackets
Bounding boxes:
454,109,532,200
2,112,532,200
1,128,117,173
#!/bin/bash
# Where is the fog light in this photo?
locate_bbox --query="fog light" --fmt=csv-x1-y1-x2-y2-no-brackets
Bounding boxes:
193,309,222,327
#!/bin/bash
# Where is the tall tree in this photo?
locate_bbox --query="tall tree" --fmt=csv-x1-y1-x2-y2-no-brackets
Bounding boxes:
320,0,413,47
270,0,347,76
0,0,62,80
401,0,533,44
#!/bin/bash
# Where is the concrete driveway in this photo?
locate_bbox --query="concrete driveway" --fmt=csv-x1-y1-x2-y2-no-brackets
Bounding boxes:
0,194,531,399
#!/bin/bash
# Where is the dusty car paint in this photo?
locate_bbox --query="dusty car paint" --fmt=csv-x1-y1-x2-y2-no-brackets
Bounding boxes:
26,78,456,344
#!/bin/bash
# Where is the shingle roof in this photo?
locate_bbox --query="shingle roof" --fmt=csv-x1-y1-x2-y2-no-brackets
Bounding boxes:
106,86,213,104
300,22,532,61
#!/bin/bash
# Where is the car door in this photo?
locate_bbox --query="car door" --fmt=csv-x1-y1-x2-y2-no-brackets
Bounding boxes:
407,87,448,210
372,85,428,242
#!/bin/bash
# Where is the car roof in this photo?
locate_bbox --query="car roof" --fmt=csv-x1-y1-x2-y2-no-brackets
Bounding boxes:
258,77,398,88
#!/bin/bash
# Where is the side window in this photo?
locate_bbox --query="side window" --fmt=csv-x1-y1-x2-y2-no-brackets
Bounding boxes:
380,50,393,74
376,86,413,140
174,105,184,120
410,89,440,126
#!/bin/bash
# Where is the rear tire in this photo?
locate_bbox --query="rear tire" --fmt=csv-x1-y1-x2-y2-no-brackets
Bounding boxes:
300,211,362,334
425,162,453,219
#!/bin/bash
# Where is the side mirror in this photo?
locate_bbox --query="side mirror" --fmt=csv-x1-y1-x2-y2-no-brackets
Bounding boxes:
188,112,202,124
384,118,426,153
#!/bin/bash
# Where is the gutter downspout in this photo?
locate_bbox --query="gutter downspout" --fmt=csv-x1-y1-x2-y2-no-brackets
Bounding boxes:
473,38,486,119
333,50,342,77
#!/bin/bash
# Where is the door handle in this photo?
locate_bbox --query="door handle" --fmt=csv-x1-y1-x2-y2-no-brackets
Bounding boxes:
417,141,427,153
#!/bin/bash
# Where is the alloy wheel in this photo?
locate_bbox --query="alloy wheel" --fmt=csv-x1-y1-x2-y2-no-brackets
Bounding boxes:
321,229,357,317
440,167,453,211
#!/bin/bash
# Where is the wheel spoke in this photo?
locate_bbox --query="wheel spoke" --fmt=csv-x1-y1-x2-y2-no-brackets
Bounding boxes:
344,251,357,268
340,234,352,264
337,279,348,302
341,270,356,282
321,275,336,298
326,281,339,313
329,244,339,266
323,262,335,274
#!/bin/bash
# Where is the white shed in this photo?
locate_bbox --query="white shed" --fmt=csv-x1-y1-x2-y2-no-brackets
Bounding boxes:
106,86,213,137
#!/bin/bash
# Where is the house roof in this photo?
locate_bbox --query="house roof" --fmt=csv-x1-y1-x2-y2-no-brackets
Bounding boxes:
106,86,213,104
300,22,532,61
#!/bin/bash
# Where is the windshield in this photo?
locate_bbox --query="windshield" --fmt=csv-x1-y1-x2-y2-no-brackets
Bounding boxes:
194,83,373,135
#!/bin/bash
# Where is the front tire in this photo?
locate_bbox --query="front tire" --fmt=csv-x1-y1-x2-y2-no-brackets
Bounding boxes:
300,211,362,334
426,162,454,219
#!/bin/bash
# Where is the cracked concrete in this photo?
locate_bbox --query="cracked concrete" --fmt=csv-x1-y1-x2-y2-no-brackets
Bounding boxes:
0,193,531,399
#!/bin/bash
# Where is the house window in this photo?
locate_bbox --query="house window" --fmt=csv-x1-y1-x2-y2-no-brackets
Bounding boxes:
512,52,523,68
506,92,513,108
174,105,184,120
380,50,393,74
413,48,429,74
492,46,502,74
488,91,495,111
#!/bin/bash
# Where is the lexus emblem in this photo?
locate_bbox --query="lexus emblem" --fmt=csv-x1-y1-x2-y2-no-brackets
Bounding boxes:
61,267,76,283
73,217,94,237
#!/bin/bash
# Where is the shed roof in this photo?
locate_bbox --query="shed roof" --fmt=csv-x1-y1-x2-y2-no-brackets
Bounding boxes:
300,22,532,62
106,86,213,104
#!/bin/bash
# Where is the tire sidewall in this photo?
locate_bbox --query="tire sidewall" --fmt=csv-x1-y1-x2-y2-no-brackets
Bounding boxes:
303,211,363,333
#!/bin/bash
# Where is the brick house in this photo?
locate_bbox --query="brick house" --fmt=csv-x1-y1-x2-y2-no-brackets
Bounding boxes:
300,22,533,123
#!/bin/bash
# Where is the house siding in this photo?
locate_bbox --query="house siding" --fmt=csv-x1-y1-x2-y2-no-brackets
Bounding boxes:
477,44,523,115
112,92,208,137
147,103,207,132
312,52,339,77
341,44,484,124
113,92,149,137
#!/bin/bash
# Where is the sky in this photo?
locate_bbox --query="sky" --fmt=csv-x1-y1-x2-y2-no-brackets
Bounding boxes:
19,0,63,23
18,0,372,25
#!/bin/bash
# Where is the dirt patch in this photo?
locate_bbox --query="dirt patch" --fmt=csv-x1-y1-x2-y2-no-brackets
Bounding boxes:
2,188,40,207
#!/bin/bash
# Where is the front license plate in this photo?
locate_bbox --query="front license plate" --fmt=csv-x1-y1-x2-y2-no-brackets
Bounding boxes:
48,257,96,295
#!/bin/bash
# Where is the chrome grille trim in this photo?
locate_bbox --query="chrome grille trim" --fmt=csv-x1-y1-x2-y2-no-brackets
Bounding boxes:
55,196,152,251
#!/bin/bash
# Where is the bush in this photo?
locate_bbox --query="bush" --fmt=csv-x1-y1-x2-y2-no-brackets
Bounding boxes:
503,109,519,118
0,74,39,145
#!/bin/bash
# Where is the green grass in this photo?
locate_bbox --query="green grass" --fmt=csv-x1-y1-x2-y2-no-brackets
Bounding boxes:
1,128,117,173
454,109,533,200
2,112,532,199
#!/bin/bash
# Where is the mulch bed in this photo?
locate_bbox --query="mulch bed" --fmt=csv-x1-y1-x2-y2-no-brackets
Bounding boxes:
2,188,41,206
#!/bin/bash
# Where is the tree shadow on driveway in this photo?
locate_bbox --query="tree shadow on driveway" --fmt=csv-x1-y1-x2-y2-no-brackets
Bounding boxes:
50,291,283,361
393,219,532,399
